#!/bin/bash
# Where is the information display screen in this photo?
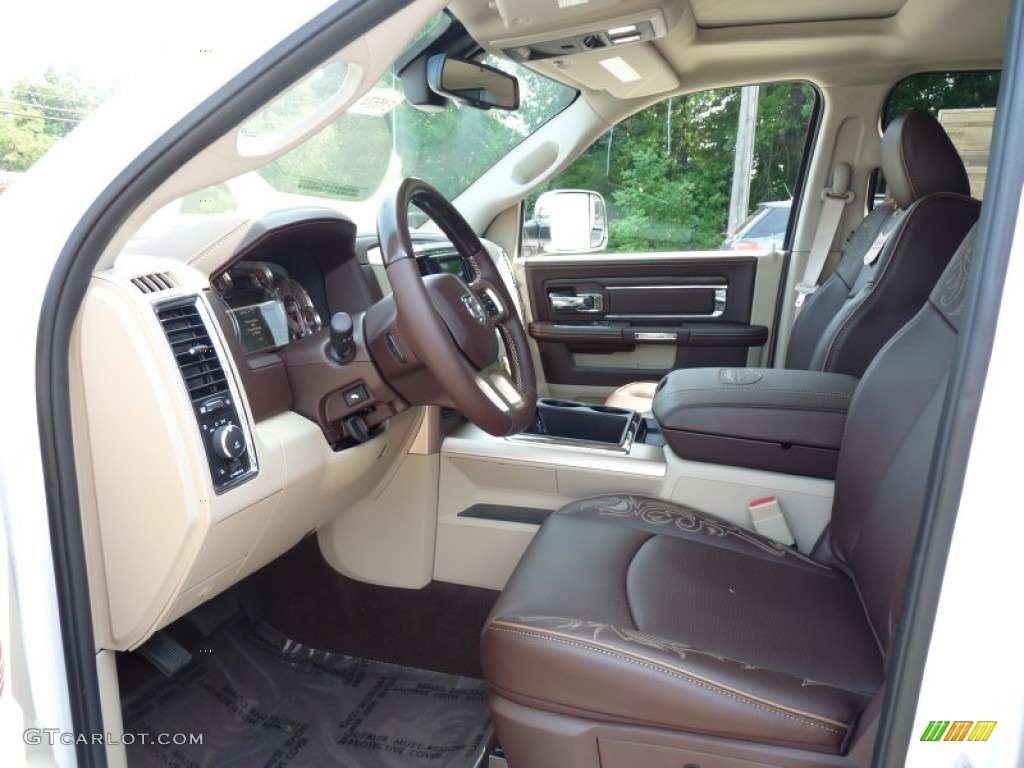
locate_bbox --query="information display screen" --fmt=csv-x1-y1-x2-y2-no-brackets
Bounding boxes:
230,300,290,354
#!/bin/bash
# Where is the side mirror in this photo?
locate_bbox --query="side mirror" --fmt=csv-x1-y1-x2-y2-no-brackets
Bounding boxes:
525,190,608,255
426,55,520,111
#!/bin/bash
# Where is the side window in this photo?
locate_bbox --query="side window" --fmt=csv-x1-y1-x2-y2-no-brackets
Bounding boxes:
526,81,817,254
882,72,1000,200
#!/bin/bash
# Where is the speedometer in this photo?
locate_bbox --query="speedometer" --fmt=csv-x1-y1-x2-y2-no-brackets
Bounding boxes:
214,262,322,353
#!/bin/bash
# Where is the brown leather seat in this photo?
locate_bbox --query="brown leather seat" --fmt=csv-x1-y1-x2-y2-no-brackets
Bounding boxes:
482,227,979,766
606,109,979,413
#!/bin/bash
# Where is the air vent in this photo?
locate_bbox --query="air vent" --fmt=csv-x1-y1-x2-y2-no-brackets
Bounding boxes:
156,300,228,404
155,297,256,492
132,272,178,294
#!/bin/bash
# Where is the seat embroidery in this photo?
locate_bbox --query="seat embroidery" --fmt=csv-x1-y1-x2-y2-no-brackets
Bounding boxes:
571,495,828,569
514,615,727,664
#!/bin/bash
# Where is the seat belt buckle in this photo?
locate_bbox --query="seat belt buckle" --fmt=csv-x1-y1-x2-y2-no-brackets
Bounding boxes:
794,282,817,308
748,496,795,547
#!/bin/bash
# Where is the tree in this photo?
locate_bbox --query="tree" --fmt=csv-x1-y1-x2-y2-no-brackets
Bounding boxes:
530,82,815,252
886,72,1000,123
0,68,103,171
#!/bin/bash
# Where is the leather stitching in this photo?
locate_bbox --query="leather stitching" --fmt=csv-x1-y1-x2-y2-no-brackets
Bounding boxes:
498,324,524,387
488,622,849,735
899,115,919,203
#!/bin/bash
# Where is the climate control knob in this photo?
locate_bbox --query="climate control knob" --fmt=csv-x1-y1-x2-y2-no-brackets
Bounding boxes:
212,424,246,460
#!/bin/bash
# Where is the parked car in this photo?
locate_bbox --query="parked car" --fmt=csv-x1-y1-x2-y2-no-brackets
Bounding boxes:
721,199,792,250
1,1,1021,767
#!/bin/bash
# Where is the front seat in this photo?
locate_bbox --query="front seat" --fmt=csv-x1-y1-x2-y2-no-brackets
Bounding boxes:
481,227,979,766
606,108,979,413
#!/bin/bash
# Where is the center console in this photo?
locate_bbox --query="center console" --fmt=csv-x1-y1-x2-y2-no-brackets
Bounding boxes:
436,367,853,591
651,367,859,479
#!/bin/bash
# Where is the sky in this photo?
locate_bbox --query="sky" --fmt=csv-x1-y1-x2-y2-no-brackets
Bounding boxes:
1,0,336,89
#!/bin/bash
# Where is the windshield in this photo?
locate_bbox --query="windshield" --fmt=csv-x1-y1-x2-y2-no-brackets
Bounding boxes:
199,47,574,231
2,10,576,234
226,52,575,230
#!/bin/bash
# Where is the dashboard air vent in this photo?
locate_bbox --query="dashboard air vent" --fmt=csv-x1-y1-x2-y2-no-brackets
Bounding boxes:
132,272,178,294
156,300,228,404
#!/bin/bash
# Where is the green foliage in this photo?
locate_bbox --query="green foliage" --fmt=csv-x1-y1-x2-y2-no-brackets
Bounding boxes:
885,72,1000,124
533,82,815,252
0,68,103,171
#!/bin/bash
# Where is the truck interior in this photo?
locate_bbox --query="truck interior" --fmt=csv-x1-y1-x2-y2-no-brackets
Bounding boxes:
29,0,1019,765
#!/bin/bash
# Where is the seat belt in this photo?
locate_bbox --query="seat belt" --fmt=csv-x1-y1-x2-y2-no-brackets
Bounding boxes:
795,162,854,309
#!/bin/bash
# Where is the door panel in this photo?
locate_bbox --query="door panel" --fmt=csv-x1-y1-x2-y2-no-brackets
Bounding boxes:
525,252,770,388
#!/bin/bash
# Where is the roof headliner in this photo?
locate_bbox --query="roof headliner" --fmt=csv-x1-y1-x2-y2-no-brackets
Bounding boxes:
450,0,1008,116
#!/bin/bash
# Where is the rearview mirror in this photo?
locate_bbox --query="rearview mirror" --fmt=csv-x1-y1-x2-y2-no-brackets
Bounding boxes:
426,55,519,111
524,190,609,255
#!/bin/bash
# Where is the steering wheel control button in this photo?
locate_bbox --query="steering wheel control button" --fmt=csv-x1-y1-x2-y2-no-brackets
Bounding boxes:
329,311,356,363
477,290,500,317
461,293,488,326
343,384,370,408
212,424,246,460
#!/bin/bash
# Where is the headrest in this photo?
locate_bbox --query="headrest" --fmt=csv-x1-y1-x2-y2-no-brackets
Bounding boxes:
882,109,971,209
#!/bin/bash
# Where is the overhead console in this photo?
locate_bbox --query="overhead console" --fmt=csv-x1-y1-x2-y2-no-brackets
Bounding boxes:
496,9,670,62
652,367,859,479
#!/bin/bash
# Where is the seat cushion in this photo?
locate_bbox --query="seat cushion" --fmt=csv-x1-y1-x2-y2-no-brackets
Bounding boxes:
481,495,883,754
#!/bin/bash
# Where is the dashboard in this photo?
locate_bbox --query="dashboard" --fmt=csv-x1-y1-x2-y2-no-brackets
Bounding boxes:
78,206,518,652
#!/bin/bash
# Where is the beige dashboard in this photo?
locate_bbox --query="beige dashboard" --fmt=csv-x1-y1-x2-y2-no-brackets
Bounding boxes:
72,218,424,652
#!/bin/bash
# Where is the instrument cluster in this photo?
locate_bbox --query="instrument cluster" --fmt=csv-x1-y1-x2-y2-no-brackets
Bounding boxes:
212,261,323,354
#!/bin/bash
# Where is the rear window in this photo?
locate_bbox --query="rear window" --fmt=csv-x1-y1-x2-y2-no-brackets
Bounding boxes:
884,72,1000,199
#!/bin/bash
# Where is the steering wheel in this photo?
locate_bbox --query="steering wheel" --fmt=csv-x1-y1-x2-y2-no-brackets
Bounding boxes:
377,178,537,436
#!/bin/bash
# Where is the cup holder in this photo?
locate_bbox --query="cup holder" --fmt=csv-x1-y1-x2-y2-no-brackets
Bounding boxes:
527,398,639,446
588,404,631,415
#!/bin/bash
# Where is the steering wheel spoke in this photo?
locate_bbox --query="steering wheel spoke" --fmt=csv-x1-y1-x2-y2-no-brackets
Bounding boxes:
475,360,528,412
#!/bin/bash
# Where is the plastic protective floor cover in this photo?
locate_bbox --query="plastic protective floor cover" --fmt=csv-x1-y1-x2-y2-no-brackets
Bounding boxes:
121,620,492,767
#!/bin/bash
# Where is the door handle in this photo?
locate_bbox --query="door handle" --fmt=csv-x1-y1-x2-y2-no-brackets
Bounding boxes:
549,292,604,313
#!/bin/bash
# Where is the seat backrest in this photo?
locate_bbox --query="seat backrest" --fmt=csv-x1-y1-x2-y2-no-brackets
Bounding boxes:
828,225,976,655
786,109,979,376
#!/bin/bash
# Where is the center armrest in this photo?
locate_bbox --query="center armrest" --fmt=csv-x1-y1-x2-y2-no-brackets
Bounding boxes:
652,367,859,478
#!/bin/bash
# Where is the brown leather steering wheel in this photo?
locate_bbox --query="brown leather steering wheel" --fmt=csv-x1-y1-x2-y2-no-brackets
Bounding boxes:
377,178,537,436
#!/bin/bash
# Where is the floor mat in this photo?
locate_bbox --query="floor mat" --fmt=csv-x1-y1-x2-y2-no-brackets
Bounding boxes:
255,537,498,679
121,621,491,768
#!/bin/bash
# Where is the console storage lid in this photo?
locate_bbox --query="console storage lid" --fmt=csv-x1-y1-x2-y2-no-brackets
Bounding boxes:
652,367,859,479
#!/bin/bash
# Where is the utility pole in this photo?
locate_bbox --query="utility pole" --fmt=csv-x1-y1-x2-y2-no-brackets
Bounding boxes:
728,85,759,233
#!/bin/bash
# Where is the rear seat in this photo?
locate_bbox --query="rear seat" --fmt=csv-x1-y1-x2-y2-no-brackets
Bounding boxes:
606,109,981,413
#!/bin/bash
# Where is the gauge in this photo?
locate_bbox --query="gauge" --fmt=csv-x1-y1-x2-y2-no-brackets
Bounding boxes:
278,277,322,340
213,261,323,352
